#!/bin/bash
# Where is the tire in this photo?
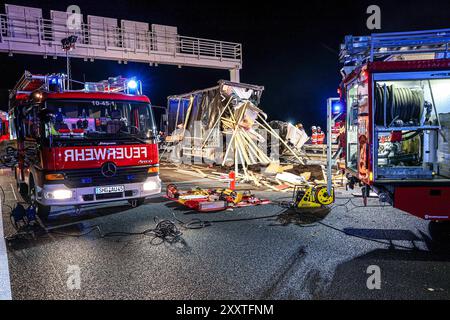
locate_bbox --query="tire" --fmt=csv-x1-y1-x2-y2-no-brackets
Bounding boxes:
128,197,146,207
17,182,28,199
35,203,51,221
29,177,51,221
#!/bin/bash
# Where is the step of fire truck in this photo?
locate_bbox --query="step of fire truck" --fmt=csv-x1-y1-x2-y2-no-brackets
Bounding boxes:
340,28,450,67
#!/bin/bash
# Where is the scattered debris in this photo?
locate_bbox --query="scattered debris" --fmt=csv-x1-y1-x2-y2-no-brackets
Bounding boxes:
161,80,346,192
165,184,270,213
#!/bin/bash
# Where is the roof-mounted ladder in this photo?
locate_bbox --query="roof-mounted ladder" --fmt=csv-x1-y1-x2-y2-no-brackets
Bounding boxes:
340,28,450,66
10,71,142,99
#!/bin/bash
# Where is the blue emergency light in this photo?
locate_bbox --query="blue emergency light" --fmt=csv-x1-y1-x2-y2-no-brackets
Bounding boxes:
332,101,342,115
127,80,138,90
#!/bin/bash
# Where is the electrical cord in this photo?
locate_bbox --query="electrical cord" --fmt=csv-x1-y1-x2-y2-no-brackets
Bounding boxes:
275,196,426,251
1,181,424,251
101,217,183,245
171,208,286,230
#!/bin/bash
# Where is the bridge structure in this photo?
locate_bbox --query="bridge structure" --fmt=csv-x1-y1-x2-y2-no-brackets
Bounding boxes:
0,4,243,82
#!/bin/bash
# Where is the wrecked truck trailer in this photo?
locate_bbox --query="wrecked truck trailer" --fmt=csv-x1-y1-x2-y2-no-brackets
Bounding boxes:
164,81,306,169
162,81,343,192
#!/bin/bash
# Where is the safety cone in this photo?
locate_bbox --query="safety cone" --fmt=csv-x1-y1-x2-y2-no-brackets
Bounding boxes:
229,171,236,190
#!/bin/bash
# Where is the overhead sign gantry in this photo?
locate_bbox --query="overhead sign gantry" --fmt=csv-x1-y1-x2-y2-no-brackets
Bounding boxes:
0,4,242,82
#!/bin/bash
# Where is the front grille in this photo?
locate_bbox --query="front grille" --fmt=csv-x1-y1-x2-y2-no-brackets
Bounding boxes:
63,166,149,188
82,194,94,201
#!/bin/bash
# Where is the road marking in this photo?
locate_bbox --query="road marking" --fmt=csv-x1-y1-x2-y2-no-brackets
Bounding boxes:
0,193,12,300
9,183,17,201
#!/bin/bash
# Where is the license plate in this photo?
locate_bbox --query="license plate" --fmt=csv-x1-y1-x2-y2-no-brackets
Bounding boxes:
95,185,125,194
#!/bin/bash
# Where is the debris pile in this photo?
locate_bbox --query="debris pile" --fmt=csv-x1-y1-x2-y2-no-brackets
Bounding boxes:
161,80,344,191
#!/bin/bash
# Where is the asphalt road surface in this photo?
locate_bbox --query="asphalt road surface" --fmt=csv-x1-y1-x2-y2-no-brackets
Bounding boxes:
1,167,450,300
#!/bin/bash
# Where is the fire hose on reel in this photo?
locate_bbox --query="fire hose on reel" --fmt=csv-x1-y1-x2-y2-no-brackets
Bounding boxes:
375,84,424,126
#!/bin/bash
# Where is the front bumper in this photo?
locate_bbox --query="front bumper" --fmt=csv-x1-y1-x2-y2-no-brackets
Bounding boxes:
35,176,161,206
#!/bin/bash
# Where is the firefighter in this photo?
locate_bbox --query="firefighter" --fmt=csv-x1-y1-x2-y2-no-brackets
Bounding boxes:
311,126,318,144
317,126,325,145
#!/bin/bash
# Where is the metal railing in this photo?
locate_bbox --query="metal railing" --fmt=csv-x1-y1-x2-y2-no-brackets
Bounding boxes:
340,28,450,66
0,13,242,66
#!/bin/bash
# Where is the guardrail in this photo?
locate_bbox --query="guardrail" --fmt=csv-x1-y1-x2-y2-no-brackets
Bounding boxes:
0,13,242,69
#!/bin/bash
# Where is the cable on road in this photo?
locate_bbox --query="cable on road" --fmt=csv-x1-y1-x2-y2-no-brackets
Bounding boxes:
2,185,426,252
274,197,427,251
171,208,286,230
101,217,182,245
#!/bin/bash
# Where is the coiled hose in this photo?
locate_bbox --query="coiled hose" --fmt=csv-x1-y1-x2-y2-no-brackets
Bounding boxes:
375,84,423,126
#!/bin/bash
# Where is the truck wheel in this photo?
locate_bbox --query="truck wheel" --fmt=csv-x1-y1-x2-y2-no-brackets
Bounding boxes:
128,197,146,208
17,182,28,199
35,203,51,221
29,179,51,221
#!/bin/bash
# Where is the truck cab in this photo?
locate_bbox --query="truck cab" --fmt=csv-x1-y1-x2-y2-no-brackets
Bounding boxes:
9,72,161,219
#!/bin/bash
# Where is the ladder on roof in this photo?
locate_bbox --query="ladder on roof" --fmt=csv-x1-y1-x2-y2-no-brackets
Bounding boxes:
340,28,450,66
9,71,67,99
10,71,141,99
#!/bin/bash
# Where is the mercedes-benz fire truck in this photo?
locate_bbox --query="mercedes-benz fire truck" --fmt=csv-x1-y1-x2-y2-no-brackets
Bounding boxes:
339,29,450,221
9,72,161,219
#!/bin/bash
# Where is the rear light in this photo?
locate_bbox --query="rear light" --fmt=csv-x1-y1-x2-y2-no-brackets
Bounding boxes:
148,166,159,174
45,173,65,181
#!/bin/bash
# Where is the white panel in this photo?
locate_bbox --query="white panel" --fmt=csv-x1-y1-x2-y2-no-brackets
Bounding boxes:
88,15,119,47
121,20,149,51
5,4,42,40
151,24,178,53
50,10,84,44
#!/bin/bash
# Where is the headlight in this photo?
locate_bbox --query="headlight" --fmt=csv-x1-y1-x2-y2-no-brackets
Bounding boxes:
143,181,159,191
45,189,72,200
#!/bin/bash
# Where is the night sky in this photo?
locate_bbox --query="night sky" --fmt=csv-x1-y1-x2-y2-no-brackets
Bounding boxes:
1,0,450,130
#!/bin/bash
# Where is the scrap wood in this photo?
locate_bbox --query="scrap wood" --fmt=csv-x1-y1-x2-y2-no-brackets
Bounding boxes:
194,168,208,178
261,180,287,192
300,172,312,181
274,184,291,191
248,172,262,187
263,161,282,175
175,169,206,178
281,164,294,171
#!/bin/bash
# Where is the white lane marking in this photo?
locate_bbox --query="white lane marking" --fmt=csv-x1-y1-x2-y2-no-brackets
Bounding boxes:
0,193,12,300
9,184,17,201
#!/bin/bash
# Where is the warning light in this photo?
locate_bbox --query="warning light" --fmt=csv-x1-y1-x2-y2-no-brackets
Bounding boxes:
127,80,138,90
332,101,342,115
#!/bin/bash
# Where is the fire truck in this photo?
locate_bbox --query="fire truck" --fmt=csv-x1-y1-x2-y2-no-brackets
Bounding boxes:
0,111,9,142
338,29,450,221
9,72,161,219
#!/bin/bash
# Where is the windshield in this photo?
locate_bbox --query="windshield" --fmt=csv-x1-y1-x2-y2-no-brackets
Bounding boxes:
45,100,156,140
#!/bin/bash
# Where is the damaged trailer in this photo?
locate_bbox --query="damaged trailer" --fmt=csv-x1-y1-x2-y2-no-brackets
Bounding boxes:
164,81,305,178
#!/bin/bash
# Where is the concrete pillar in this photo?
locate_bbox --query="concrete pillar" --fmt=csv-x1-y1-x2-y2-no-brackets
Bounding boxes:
230,68,240,83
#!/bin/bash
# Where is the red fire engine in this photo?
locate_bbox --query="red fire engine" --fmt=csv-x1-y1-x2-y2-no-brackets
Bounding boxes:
339,29,450,221
0,111,9,142
9,72,161,219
